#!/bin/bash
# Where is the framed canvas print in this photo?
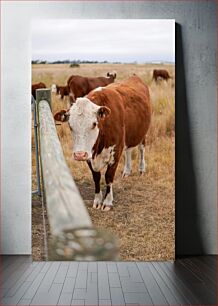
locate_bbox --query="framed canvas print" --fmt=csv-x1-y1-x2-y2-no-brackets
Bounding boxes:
31,19,175,261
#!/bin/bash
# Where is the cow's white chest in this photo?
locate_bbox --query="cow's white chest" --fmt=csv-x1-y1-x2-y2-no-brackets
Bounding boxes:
91,145,116,172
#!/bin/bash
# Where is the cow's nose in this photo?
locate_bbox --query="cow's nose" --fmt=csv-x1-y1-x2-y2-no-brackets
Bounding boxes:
74,151,88,161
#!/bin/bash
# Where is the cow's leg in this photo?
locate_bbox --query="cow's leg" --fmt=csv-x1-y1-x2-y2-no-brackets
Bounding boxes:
67,97,71,109
69,92,76,105
138,139,146,175
93,172,102,209
122,147,132,177
87,161,102,209
102,163,118,211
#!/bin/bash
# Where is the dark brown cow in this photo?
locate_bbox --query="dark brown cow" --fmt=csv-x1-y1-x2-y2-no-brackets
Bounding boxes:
54,75,151,211
153,69,172,82
57,86,69,99
67,72,116,104
32,82,46,99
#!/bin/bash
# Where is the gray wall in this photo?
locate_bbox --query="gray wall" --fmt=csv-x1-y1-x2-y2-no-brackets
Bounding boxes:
1,1,217,255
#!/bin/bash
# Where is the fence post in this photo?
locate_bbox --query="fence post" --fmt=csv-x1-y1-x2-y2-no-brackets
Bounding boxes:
36,88,52,110
36,89,118,261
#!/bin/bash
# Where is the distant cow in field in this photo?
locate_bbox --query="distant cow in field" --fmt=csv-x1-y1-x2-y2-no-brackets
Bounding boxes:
54,75,151,211
51,72,116,103
51,84,57,93
51,85,69,99
32,82,46,99
67,72,116,104
152,69,172,82
57,86,69,99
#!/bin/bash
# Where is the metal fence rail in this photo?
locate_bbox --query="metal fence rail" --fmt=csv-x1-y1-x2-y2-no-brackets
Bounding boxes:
36,89,118,261
32,95,41,196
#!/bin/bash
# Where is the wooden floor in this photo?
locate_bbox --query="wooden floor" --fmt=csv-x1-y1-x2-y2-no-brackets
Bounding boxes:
0,256,217,305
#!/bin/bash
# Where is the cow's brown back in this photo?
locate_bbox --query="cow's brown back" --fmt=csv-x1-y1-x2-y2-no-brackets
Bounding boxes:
87,75,151,149
67,74,116,102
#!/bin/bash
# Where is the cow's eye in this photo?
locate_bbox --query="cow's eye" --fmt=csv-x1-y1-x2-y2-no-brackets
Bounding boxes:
92,122,97,129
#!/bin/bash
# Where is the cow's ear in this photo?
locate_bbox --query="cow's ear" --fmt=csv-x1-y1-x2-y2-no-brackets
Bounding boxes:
97,106,111,119
54,110,70,122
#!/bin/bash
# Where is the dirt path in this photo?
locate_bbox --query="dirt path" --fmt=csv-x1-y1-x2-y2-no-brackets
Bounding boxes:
32,195,51,261
75,148,175,261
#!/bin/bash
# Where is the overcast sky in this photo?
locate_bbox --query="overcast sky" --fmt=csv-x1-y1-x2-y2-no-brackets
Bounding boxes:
32,19,175,63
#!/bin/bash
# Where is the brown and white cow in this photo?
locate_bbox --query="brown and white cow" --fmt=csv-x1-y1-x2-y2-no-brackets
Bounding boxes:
32,82,46,99
54,75,151,211
52,73,116,103
67,72,116,104
152,69,172,82
51,84,68,98
57,86,69,99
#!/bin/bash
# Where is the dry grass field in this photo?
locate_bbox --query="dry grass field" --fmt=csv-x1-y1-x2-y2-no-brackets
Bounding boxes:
32,63,175,261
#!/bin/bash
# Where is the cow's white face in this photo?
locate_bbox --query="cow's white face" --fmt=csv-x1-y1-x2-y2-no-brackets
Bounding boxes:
67,98,110,161
51,84,57,93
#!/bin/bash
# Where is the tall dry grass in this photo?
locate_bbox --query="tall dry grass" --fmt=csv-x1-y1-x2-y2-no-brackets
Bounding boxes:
148,80,175,143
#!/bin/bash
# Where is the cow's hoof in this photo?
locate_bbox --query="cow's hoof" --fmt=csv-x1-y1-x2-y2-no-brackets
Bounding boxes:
93,203,102,209
122,172,131,178
139,171,145,176
101,205,113,211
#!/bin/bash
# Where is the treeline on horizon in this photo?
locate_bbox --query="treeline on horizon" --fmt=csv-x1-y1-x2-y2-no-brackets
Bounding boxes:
32,59,174,65
31,59,124,65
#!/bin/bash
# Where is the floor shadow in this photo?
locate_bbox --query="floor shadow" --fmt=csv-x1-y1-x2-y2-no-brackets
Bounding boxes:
175,23,205,256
